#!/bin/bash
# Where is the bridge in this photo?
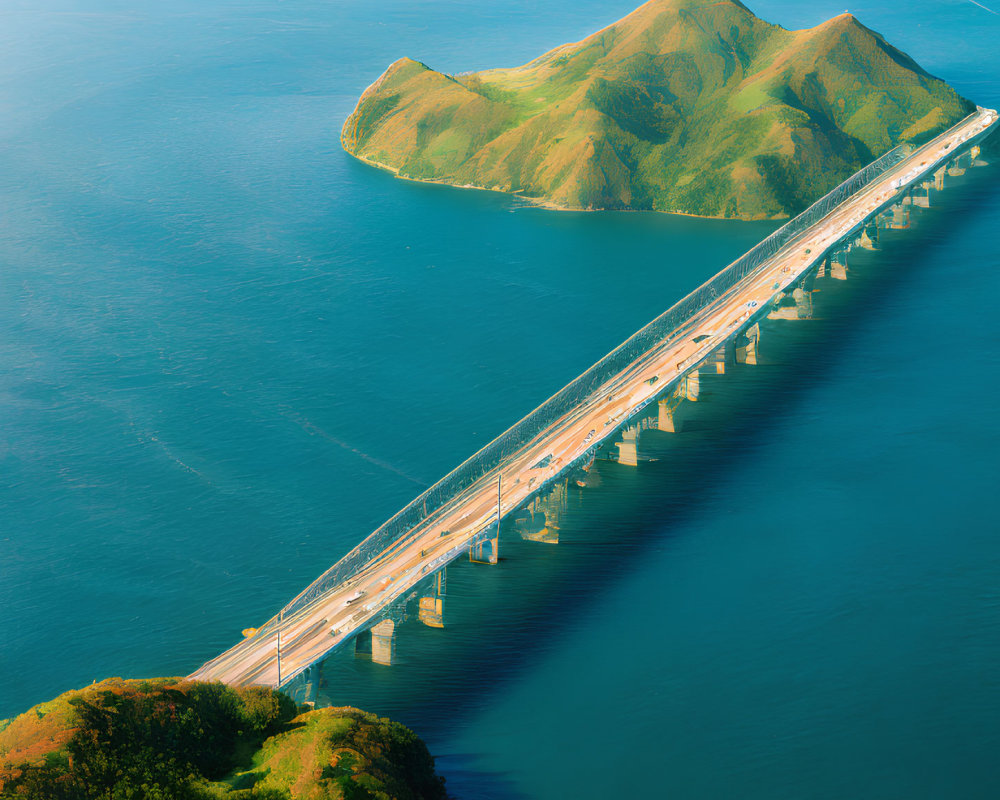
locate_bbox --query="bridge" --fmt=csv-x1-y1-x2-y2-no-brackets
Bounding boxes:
190,107,998,696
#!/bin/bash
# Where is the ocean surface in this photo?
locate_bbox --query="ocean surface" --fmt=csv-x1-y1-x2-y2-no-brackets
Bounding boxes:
1,1,998,797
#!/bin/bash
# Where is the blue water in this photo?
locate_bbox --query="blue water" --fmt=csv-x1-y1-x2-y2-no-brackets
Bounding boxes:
1,1,998,797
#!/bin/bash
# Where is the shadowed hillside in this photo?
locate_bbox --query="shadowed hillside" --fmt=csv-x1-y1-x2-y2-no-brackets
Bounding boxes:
342,0,972,218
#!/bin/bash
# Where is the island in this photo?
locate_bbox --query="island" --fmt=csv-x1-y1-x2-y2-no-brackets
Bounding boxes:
0,679,448,799
341,0,972,218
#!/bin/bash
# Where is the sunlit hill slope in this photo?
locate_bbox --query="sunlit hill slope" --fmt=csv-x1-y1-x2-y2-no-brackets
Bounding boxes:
341,0,972,218
0,679,447,799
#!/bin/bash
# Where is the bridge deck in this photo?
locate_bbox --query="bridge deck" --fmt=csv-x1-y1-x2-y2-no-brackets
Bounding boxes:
191,107,997,688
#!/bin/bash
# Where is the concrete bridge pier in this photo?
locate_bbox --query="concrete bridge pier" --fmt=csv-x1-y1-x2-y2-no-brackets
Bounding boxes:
517,481,565,543
736,323,760,365
418,569,446,628
767,286,813,320
469,528,499,564
681,369,700,401
615,424,641,466
934,166,947,190
953,147,982,171
947,156,967,177
657,397,679,433
829,251,848,281
371,619,396,666
855,225,877,250
888,204,909,229
710,344,728,374
355,619,398,666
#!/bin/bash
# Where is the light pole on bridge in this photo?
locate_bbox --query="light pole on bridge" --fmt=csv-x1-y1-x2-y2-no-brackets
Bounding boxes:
276,608,283,687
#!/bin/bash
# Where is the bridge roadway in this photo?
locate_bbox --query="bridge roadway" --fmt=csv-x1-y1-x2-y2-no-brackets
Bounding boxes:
191,107,997,688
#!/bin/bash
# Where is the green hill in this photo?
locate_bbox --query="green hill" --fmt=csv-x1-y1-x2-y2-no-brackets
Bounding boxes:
342,0,972,218
0,678,447,800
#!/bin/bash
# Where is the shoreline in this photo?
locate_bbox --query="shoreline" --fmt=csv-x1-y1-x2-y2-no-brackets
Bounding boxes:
341,144,787,222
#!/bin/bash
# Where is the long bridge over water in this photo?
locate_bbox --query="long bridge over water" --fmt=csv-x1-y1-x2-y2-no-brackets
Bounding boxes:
191,107,998,698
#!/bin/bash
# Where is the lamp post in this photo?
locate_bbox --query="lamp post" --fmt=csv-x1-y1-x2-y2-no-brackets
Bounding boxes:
276,608,283,687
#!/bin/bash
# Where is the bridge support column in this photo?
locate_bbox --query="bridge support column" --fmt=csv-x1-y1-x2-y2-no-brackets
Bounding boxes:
934,166,947,190
517,481,565,543
736,323,760,365
470,529,499,564
830,252,848,281
681,370,700,401
878,205,907,230
418,570,446,628
371,619,396,666
856,227,876,250
767,287,813,321
658,398,677,432
615,425,640,466
712,345,727,374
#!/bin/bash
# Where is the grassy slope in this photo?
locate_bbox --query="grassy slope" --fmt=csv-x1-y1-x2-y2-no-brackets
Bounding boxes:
341,0,973,218
0,680,446,800
214,708,447,800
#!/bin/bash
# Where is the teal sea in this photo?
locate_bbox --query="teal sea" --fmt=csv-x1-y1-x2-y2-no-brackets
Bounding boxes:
1,1,998,797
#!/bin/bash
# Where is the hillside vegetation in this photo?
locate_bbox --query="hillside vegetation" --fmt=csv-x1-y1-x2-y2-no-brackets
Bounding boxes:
342,0,972,218
0,679,447,800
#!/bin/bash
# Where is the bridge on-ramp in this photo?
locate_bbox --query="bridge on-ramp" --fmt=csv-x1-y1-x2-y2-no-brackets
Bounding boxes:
190,107,998,696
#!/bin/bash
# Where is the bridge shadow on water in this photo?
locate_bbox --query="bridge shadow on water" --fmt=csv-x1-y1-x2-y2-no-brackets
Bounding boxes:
296,144,1000,800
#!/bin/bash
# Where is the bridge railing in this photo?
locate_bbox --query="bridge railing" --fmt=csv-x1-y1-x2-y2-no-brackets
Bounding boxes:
281,110,980,618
